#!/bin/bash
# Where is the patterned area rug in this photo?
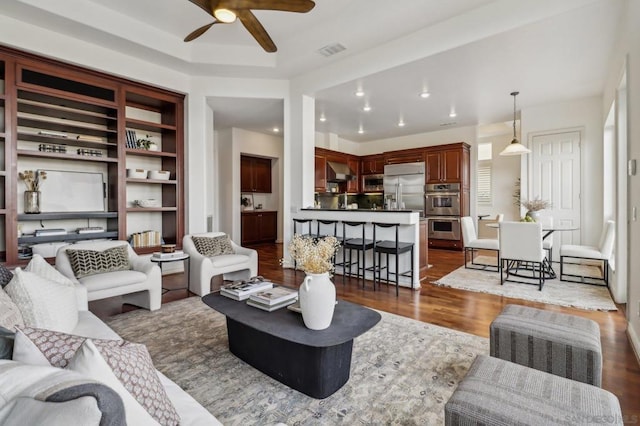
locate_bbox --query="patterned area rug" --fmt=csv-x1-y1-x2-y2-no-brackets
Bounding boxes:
106,297,488,425
433,256,617,311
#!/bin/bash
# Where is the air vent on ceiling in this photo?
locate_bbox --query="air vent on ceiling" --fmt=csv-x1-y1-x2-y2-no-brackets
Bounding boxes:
317,43,346,57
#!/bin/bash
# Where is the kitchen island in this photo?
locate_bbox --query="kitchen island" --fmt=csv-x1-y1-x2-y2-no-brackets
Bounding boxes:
291,209,427,289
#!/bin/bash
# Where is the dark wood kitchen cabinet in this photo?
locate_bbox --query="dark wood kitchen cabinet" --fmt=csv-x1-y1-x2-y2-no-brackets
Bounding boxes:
241,155,272,193
384,148,425,165
425,143,469,184
314,153,327,192
241,211,277,245
361,154,385,174
346,156,360,193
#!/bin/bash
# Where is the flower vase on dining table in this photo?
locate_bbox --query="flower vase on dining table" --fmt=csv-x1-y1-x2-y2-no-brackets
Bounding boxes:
526,210,543,222
299,272,336,330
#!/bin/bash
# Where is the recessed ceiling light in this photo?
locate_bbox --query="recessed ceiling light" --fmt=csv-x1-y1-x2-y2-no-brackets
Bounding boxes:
319,114,327,122
420,91,430,98
272,127,280,133
355,90,365,97
358,126,364,134
449,111,457,118
398,119,405,127
363,104,371,112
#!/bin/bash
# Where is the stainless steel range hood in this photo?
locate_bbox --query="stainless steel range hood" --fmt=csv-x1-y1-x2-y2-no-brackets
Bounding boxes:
326,161,356,182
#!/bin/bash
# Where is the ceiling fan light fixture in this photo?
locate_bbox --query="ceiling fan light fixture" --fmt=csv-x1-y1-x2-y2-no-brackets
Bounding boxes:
214,8,237,23
500,91,531,156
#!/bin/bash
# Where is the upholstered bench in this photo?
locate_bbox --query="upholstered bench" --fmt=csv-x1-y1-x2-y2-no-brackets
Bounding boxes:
445,355,622,426
490,304,602,386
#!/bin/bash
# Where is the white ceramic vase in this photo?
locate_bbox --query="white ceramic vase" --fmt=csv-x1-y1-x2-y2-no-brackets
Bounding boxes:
526,210,542,222
299,272,336,330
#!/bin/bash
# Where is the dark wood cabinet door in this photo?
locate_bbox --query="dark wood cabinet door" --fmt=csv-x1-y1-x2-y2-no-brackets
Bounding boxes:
315,154,327,192
361,154,385,174
241,155,272,193
259,212,277,242
385,150,424,165
346,158,360,193
442,149,461,182
253,157,272,193
241,214,259,245
425,152,443,183
240,156,254,192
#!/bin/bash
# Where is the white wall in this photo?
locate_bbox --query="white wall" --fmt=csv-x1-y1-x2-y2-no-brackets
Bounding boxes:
521,96,603,246
476,132,521,221
215,128,233,236
602,0,640,359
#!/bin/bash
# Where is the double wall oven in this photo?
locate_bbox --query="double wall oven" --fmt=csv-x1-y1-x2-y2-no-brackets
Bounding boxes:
425,183,461,241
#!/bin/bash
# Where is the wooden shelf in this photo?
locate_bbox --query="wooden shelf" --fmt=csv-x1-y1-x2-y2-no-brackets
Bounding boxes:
127,207,177,213
18,99,117,127
126,118,176,133
17,149,118,163
17,132,117,150
18,231,119,244
126,178,177,185
18,88,117,115
125,148,177,158
18,211,118,221
17,117,117,138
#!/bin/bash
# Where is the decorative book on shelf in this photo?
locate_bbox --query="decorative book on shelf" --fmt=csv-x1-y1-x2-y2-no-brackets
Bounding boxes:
125,129,138,148
249,286,298,306
220,279,273,301
130,230,162,248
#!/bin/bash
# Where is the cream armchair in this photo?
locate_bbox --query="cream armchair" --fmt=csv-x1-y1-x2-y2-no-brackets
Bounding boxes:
183,232,258,296
55,240,162,311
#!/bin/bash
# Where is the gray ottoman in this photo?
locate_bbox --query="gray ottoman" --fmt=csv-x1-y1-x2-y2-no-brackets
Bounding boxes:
490,304,602,386
445,355,622,426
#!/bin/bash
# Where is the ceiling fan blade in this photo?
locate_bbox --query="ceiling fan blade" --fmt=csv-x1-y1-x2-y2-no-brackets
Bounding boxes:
237,9,277,52
184,22,217,42
223,0,315,13
187,0,221,17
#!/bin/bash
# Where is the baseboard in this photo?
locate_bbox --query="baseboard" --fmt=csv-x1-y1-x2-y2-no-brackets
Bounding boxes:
627,321,640,366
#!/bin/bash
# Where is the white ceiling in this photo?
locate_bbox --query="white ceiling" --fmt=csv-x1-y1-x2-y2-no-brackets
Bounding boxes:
1,0,624,142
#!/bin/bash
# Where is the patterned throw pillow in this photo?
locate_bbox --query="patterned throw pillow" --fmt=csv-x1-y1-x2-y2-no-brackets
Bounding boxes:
0,287,24,331
0,264,13,288
5,269,77,333
66,245,131,278
192,235,235,257
15,327,180,426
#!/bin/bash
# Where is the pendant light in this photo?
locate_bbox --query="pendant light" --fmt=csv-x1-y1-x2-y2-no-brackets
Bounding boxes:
499,91,531,156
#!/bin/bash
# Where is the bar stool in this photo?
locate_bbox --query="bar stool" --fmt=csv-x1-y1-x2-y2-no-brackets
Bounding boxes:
342,221,376,287
372,222,414,296
292,218,313,271
316,219,341,268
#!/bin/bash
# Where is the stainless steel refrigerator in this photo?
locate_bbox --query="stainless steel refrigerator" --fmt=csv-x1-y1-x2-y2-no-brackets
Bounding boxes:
383,162,426,215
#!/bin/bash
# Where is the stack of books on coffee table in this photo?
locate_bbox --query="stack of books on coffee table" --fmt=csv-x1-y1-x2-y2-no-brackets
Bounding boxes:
220,280,273,301
246,286,298,312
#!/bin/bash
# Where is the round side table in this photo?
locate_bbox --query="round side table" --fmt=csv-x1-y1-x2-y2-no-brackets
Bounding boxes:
151,253,190,294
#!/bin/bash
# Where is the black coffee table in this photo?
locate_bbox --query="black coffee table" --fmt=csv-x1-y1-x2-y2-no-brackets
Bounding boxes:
202,291,381,399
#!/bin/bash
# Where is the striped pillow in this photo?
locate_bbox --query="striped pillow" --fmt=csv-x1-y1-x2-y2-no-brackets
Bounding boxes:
192,235,235,256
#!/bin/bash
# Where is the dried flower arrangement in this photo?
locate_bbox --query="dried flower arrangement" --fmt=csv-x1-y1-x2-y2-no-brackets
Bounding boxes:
519,197,551,212
286,234,340,275
18,170,47,191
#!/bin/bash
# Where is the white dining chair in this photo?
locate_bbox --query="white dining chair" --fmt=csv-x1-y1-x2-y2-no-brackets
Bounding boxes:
461,216,500,271
499,221,548,290
560,220,615,286
540,214,554,262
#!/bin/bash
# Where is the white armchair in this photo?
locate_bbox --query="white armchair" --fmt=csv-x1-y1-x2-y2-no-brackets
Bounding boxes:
55,240,162,311
183,232,258,296
560,220,615,286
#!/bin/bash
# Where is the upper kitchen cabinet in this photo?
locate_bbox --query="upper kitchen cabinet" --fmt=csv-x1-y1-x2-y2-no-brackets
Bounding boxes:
384,148,425,165
361,154,385,174
314,153,326,192
241,155,272,193
425,143,470,185
346,156,359,193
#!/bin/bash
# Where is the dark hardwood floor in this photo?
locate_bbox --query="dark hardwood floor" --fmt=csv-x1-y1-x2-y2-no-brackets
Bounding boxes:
91,244,640,420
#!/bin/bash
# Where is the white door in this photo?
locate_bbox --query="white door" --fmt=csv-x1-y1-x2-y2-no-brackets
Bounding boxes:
531,130,581,261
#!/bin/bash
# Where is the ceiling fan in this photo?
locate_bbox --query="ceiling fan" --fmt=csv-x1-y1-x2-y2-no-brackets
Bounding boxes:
185,0,316,52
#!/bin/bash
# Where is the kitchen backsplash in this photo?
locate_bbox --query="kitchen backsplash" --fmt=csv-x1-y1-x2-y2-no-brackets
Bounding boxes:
316,193,384,209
